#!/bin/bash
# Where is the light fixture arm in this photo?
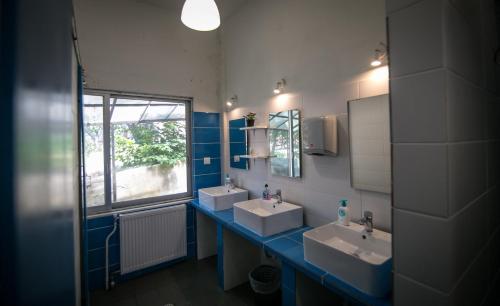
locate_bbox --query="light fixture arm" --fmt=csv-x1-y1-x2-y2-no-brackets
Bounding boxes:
375,42,387,61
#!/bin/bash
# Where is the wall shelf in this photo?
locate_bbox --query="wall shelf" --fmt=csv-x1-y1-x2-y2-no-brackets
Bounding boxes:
240,125,269,136
239,154,275,164
239,155,273,159
239,126,268,131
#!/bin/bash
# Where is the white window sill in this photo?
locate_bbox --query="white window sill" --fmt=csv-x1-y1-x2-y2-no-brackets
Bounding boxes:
87,197,194,219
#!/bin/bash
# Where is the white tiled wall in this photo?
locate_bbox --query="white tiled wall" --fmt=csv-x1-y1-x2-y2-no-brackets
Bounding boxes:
220,0,391,231
388,0,500,304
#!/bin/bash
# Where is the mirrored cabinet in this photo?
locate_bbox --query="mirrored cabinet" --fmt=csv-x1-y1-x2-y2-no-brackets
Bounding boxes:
348,94,391,194
268,109,301,178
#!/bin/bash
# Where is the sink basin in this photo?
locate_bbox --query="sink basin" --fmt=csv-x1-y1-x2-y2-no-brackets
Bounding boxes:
199,186,248,211
233,199,303,237
303,222,392,297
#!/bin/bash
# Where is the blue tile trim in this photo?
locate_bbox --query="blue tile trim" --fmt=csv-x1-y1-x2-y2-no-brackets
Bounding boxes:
187,226,196,243
193,112,220,128
187,242,196,258
189,200,392,306
282,261,296,292
217,223,224,289
283,286,296,306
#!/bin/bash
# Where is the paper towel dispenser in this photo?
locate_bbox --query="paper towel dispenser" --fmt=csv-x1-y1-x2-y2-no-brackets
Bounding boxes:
302,116,338,156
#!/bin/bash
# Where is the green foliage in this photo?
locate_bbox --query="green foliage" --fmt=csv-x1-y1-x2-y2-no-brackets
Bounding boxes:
244,112,256,120
114,121,186,169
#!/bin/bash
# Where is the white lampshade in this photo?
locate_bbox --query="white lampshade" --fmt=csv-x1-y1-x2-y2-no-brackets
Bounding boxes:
181,0,221,31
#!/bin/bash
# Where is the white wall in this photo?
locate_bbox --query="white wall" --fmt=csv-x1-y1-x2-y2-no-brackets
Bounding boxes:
74,0,222,112
76,0,391,230
221,0,391,230
388,0,500,304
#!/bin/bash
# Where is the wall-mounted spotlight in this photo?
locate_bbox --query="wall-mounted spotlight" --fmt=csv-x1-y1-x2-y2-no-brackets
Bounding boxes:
273,79,286,95
226,95,238,108
370,42,387,67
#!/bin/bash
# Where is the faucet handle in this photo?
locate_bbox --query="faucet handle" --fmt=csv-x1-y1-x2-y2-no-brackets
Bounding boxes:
363,211,373,219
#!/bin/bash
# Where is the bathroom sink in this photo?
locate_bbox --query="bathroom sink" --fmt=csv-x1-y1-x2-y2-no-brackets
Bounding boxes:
199,186,248,211
233,199,303,237
303,222,392,297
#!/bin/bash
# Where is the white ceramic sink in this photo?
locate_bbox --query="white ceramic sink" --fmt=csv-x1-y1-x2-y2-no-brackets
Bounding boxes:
303,222,392,297
199,186,248,211
233,199,303,237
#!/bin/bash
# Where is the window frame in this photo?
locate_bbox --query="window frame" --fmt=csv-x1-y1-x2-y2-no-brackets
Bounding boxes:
83,89,192,215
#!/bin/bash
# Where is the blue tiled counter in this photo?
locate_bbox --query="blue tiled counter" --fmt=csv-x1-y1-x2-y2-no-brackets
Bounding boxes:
189,199,392,306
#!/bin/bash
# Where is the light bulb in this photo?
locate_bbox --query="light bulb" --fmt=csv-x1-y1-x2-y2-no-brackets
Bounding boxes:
181,0,220,31
371,59,382,67
273,88,281,95
226,101,233,107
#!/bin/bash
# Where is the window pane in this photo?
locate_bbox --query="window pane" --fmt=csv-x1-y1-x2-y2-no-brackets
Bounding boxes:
110,99,188,203
142,104,185,121
83,95,105,207
110,106,147,123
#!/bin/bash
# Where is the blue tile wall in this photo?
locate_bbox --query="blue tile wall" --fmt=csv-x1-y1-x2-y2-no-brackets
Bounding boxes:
87,218,121,291
194,158,221,175
193,127,221,143
194,173,222,191
187,204,197,258
229,128,246,143
229,142,247,156
86,202,197,291
229,118,248,170
193,143,220,159
229,118,246,128
193,112,220,128
85,111,221,291
192,112,222,197
217,223,224,289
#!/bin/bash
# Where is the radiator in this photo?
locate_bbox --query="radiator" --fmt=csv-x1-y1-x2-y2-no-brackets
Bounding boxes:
119,204,187,274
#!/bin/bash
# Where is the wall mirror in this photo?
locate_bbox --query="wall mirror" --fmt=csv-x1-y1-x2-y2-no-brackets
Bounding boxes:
268,109,301,178
348,94,391,193
229,118,248,170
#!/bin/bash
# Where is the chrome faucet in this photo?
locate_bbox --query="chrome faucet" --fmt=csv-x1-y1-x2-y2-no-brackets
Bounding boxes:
270,189,282,204
359,211,374,233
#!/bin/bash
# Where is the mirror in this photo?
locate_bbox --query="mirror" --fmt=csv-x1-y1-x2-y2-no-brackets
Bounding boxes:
269,109,301,178
348,94,391,193
229,118,248,170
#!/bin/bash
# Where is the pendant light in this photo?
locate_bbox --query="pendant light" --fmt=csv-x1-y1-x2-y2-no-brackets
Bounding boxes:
181,0,221,31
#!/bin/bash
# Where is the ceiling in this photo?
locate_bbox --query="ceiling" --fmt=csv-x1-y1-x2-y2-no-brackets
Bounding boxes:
135,0,249,20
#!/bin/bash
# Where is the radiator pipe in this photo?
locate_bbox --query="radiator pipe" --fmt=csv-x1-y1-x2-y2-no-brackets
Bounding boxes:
105,214,119,291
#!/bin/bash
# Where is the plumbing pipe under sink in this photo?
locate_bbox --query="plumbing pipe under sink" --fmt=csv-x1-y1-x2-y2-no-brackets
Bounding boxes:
105,214,119,290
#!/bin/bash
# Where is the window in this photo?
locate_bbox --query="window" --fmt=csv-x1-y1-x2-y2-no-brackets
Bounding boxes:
83,90,192,212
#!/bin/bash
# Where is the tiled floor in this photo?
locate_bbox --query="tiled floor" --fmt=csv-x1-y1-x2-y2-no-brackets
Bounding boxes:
90,256,255,306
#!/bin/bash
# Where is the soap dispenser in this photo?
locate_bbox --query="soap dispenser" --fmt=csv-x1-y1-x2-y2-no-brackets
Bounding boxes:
338,199,350,226
225,174,233,190
263,184,270,200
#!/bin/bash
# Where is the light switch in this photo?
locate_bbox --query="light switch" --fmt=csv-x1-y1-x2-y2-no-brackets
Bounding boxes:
234,155,240,162
203,157,211,165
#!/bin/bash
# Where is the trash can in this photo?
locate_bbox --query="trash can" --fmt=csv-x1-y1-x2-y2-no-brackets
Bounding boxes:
249,265,281,306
